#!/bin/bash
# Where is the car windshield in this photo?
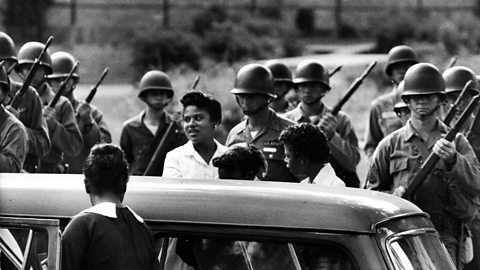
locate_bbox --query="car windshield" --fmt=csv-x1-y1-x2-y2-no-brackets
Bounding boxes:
388,232,455,270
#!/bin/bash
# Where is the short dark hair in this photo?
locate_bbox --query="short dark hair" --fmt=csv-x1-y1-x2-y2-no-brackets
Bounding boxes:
213,144,267,179
279,123,330,164
180,91,222,124
83,143,129,196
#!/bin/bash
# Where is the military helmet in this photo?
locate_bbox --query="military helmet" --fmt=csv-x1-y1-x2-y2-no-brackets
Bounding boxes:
0,65,10,92
385,45,419,76
442,66,479,94
293,60,330,90
0,32,16,62
16,41,52,74
231,64,276,98
46,52,79,80
402,63,445,98
264,60,293,83
138,70,174,98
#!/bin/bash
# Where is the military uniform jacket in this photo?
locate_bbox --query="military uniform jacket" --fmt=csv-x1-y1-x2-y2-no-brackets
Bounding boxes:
120,110,187,176
9,80,51,171
283,103,360,172
38,84,83,170
226,109,296,182
364,87,403,158
63,98,112,174
0,105,28,172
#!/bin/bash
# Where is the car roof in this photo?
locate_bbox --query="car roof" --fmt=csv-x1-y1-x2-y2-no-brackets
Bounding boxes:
0,173,424,233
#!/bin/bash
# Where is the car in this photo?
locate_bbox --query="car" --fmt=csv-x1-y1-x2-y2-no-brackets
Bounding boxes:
0,173,456,270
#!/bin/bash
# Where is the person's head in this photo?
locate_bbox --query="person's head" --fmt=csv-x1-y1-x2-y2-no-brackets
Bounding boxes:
401,63,445,120
83,143,129,201
16,41,52,87
385,45,419,84
293,60,330,105
213,144,267,180
231,64,276,116
45,51,79,97
0,32,17,72
138,70,174,111
442,66,479,117
279,123,330,178
0,65,10,103
265,60,293,100
181,91,222,146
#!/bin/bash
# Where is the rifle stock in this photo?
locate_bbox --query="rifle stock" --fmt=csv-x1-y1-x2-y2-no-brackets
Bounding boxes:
48,61,79,108
10,36,54,109
443,80,473,127
328,65,342,77
331,61,377,115
85,67,109,103
402,95,480,201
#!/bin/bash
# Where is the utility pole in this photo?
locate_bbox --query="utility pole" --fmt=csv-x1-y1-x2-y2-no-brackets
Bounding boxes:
334,0,343,37
69,0,77,48
163,0,170,28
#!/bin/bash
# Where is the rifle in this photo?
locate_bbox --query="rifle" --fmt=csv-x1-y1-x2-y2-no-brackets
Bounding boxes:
9,36,54,109
85,67,109,103
6,62,16,75
446,55,457,70
143,76,201,176
402,94,480,201
443,80,473,127
48,61,79,108
328,65,342,77
331,61,377,115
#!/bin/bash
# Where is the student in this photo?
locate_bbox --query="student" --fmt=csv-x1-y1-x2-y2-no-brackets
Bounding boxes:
279,123,344,187
120,70,187,176
213,144,267,180
163,91,227,179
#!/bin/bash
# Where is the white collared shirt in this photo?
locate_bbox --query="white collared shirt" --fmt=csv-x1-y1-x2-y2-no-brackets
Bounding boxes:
163,140,228,179
80,202,144,223
300,163,345,187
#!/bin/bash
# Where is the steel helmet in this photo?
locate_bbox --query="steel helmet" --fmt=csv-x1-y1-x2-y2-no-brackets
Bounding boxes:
293,60,330,90
385,45,419,76
0,65,10,92
231,64,276,98
47,52,79,80
138,70,174,98
16,41,52,74
442,66,479,94
402,63,445,98
264,60,293,83
0,32,16,62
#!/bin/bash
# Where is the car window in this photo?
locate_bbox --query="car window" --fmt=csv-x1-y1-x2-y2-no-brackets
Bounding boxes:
0,228,49,270
388,232,455,270
155,235,357,270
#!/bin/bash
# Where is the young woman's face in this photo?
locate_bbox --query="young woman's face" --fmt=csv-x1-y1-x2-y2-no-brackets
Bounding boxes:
183,105,216,145
283,143,305,178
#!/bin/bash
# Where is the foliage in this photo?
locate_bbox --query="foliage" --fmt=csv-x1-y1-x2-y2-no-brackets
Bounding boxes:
3,0,53,43
191,4,228,36
372,10,416,52
295,8,315,35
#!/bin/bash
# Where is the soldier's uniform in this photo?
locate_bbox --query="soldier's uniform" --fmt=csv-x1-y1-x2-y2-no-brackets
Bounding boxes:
364,45,419,159
226,63,296,182
367,63,480,268
120,70,187,176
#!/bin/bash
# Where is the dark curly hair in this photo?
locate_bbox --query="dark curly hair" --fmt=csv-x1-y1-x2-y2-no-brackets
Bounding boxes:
180,91,222,124
83,143,129,196
212,144,267,179
278,123,330,164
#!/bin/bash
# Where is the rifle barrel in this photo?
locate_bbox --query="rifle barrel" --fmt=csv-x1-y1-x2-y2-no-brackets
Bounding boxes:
328,65,342,77
49,61,79,108
191,75,200,90
86,67,109,103
443,80,473,126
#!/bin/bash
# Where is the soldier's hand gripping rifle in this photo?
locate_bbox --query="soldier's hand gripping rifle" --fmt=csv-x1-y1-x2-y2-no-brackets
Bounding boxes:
9,36,53,109
48,61,79,108
85,67,109,103
328,65,342,78
402,94,480,201
443,80,473,127
331,61,377,116
143,76,201,176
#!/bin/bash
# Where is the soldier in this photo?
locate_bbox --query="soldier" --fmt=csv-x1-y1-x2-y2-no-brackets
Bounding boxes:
364,45,419,160
264,60,294,113
15,42,82,173
0,64,28,172
283,60,361,187
120,70,187,176
225,63,296,182
393,81,410,127
366,63,480,267
0,32,50,172
45,51,112,173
